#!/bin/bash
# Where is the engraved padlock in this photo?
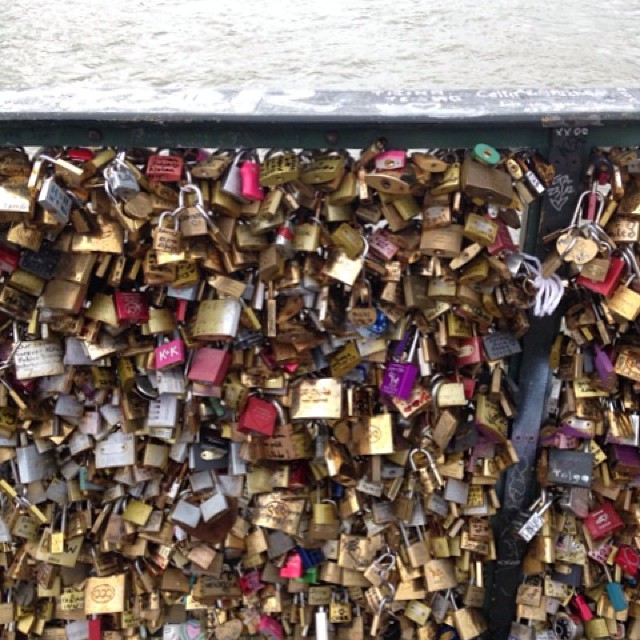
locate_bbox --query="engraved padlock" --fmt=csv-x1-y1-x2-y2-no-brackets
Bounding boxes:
154,209,182,254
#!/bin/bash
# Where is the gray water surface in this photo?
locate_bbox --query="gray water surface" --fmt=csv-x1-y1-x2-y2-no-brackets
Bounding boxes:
1,0,638,90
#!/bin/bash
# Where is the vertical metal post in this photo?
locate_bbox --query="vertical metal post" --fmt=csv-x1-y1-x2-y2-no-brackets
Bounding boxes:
487,125,591,640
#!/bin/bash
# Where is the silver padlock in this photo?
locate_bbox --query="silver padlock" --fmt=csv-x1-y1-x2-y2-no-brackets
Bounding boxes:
200,489,228,522
171,493,201,528
104,152,140,200
189,470,215,493
38,176,72,224
517,490,555,542
16,437,56,483
443,477,470,505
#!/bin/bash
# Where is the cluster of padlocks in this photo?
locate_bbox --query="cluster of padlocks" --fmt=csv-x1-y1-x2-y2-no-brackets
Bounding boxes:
0,139,635,640
513,150,640,640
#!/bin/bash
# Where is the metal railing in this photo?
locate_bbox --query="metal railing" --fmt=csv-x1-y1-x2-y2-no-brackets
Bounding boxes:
3,87,640,639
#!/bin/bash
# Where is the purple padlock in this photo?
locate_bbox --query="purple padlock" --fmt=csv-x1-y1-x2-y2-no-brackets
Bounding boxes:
380,328,420,400
594,344,616,390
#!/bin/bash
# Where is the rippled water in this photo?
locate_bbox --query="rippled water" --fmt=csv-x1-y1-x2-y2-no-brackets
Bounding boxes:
0,0,638,90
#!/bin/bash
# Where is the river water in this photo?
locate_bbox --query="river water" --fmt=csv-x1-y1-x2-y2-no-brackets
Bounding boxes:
1,0,639,90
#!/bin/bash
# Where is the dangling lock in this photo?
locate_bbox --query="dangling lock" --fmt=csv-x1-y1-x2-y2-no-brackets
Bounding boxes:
37,173,72,225
555,189,607,266
237,394,283,437
410,447,444,491
154,330,185,371
323,236,368,287
449,589,487,640
259,149,301,187
170,490,201,529
154,209,182,255
145,148,184,182
606,246,640,321
517,488,555,542
104,151,140,201
309,495,340,540
603,564,627,612
370,594,391,637
363,549,396,587
398,522,430,568
379,326,420,400
237,150,264,201
274,216,295,259
348,277,388,337
328,590,352,624
221,150,251,203
301,149,347,189
178,182,209,238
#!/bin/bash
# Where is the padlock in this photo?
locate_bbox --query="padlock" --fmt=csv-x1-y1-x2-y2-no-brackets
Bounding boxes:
187,345,231,385
38,176,72,225
154,332,185,370
146,151,183,182
237,395,280,436
379,327,420,399
154,209,182,254
104,152,140,200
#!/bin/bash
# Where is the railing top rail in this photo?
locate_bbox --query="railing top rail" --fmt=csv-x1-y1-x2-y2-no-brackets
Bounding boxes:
1,87,640,124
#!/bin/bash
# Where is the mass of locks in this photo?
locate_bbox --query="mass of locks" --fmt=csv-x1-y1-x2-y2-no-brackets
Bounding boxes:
0,138,634,640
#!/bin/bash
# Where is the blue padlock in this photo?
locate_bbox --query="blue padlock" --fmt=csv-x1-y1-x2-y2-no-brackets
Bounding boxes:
296,546,325,570
357,307,389,338
79,467,104,492
331,481,345,499
605,566,628,612
437,624,460,640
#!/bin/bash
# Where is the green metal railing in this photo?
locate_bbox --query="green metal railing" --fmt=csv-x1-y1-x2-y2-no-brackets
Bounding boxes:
3,87,640,639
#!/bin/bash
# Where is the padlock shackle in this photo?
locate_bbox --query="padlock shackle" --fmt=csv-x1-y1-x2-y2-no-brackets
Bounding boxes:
179,183,205,208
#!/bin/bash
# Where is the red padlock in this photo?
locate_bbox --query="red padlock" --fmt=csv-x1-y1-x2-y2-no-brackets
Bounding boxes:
88,617,101,640
615,544,640,576
146,153,184,182
114,290,149,324
187,346,231,386
237,567,265,595
237,396,279,436
288,463,309,488
487,219,517,255
66,147,95,161
583,503,624,540
456,336,483,367
576,256,625,296
0,243,19,273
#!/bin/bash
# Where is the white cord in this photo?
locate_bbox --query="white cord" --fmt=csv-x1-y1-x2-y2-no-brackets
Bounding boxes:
520,253,564,317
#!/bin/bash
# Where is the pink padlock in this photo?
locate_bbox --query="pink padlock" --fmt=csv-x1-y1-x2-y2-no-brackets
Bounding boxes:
279,551,303,578
239,151,264,201
114,290,149,324
374,149,406,171
368,229,399,261
259,614,284,640
187,346,231,385
154,333,185,370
